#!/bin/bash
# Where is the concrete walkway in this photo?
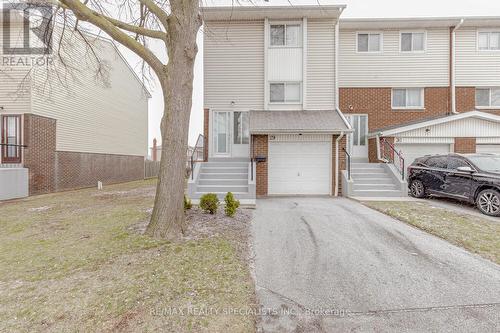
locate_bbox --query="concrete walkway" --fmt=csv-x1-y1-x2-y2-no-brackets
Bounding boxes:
251,198,500,332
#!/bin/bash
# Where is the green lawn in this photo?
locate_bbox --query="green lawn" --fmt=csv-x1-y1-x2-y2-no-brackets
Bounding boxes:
363,201,500,264
0,180,256,332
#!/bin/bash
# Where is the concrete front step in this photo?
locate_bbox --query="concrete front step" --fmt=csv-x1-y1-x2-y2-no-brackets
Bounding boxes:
208,157,250,162
201,167,248,174
196,185,249,193
352,172,391,179
353,183,398,191
351,168,387,174
351,189,404,197
199,173,248,180
198,179,248,186
351,177,395,184
203,162,248,168
352,163,385,169
193,192,253,200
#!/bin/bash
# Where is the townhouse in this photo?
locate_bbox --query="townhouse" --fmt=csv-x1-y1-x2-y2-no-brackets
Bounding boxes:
0,12,149,200
191,3,500,201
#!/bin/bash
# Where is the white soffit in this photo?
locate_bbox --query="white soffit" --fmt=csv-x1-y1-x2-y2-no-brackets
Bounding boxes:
340,16,500,29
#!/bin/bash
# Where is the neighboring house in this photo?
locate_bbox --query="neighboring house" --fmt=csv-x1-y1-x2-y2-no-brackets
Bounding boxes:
188,3,500,202
0,13,150,199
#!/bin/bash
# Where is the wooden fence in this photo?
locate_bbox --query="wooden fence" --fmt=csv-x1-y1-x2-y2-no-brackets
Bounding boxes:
144,160,161,179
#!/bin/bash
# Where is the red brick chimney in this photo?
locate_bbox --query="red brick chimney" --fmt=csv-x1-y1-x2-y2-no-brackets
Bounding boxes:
152,138,158,161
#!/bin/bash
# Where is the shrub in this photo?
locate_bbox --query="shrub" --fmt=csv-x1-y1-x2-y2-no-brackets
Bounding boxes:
224,192,240,217
199,193,219,214
184,195,192,211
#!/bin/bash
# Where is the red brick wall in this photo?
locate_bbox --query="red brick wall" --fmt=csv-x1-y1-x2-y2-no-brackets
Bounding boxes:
456,87,500,115
454,138,476,154
55,152,144,191
23,114,56,195
203,108,209,162
252,135,268,197
340,87,450,131
333,135,347,195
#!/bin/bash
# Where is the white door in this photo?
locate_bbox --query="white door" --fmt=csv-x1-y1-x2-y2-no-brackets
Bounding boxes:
213,111,230,156
347,115,368,159
476,144,500,155
268,139,331,195
232,111,250,157
395,143,451,167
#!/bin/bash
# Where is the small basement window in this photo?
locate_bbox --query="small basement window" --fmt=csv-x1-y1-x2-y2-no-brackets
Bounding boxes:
392,88,424,109
476,87,500,107
270,82,301,103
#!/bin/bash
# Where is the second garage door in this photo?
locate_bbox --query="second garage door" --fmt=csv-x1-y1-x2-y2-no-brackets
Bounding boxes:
476,144,500,154
268,138,331,195
395,143,452,167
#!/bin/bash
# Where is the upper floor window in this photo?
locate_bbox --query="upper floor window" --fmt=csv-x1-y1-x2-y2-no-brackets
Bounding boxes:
1,115,22,164
270,82,301,103
401,32,425,52
270,24,301,47
476,87,500,107
478,31,500,51
392,88,424,109
357,33,382,52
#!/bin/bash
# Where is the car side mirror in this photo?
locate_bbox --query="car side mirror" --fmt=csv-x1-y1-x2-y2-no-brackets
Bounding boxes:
457,166,474,173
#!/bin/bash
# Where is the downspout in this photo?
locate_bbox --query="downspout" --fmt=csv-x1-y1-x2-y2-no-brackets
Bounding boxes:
334,131,345,197
451,18,464,114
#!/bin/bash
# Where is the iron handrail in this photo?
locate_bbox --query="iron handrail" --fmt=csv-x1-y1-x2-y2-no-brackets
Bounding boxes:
190,134,205,180
250,158,254,182
380,138,405,180
342,147,352,180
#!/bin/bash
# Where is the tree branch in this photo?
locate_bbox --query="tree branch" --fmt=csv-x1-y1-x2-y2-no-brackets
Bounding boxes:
139,0,170,29
57,0,165,76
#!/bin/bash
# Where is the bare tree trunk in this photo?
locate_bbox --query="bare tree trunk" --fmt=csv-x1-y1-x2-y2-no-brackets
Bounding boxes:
145,0,201,240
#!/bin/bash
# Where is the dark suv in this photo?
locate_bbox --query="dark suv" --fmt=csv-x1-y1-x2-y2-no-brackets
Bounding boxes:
407,153,500,217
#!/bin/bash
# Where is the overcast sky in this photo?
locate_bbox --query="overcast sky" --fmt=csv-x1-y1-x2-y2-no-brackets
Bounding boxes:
136,0,500,149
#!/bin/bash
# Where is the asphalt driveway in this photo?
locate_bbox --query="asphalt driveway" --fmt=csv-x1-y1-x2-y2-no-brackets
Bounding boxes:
252,198,500,332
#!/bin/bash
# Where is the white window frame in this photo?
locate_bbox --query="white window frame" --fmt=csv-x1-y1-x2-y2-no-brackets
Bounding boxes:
477,30,500,51
269,82,302,104
475,87,500,108
391,88,425,110
269,21,302,48
356,32,383,53
399,30,427,53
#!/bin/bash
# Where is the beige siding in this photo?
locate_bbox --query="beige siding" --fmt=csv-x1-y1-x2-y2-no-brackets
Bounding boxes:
398,118,500,138
30,31,148,157
456,27,500,86
0,67,31,114
204,20,265,110
306,19,336,110
339,28,450,87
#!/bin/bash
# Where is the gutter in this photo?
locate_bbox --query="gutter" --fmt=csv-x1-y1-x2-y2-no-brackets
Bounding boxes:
451,18,465,114
334,131,345,197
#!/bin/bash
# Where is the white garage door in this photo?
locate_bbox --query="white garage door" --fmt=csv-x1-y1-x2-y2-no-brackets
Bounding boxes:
395,144,451,167
269,139,331,195
476,144,500,155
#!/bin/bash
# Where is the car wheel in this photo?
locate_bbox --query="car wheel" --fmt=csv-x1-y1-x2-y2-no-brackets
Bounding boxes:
410,179,427,198
476,189,500,217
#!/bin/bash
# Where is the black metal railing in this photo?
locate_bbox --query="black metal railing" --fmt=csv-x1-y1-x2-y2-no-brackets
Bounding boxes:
380,138,405,180
250,158,254,182
190,134,205,180
342,147,351,180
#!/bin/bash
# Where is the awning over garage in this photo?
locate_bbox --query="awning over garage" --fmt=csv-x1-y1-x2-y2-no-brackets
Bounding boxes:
249,110,351,134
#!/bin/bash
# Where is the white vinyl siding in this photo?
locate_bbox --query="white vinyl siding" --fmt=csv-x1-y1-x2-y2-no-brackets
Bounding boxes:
204,20,264,110
30,30,148,156
456,28,500,86
306,18,336,109
476,87,500,108
0,67,31,114
340,28,449,87
397,117,500,137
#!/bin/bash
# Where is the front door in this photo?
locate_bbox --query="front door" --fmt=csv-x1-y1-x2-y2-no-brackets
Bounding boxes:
347,115,368,159
213,111,230,156
232,111,249,157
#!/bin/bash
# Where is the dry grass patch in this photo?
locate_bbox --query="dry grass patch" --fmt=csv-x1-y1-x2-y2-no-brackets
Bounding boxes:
363,201,500,264
0,179,256,332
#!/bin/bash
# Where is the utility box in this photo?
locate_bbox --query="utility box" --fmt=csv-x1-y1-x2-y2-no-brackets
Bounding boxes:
0,168,29,201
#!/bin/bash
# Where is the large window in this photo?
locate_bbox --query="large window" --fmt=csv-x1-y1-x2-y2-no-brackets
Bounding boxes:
270,82,301,103
478,31,500,51
400,32,425,52
392,88,424,109
270,24,301,47
357,33,382,52
476,88,500,107
1,115,21,163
